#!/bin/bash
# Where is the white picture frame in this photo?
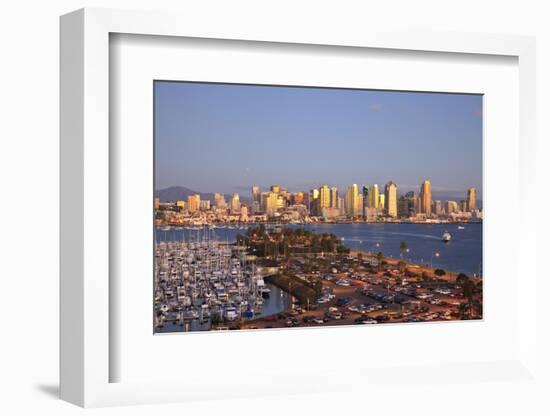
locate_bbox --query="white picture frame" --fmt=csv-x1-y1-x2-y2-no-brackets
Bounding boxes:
60,7,539,408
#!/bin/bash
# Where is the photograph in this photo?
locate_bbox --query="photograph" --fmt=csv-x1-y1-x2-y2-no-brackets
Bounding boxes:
153,81,483,333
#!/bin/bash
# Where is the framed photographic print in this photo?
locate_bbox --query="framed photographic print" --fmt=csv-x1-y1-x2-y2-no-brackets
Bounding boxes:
152,81,483,334
60,7,539,408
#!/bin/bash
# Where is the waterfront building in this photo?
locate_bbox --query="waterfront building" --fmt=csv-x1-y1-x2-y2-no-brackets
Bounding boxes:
293,191,305,206
345,184,360,217
302,192,310,211
369,184,379,209
433,200,442,216
265,192,280,216
384,181,398,217
240,205,249,221
378,194,385,210
187,194,200,213
310,188,320,216
199,200,210,211
446,200,458,214
330,186,339,209
398,191,416,218
252,201,261,214
252,186,261,205
467,187,477,211
214,193,226,209
230,193,241,213
154,197,160,210
362,185,369,218
319,185,331,209
338,196,345,215
420,180,432,216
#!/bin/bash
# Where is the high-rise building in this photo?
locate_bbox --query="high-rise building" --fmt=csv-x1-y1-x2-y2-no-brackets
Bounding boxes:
397,191,416,217
230,193,241,212
369,184,379,209
345,184,359,217
270,185,280,193
338,197,344,215
214,193,226,209
310,188,320,215
362,186,369,218
154,197,160,210
433,200,442,216
420,180,432,216
319,185,331,209
240,205,249,221
252,186,261,204
378,194,385,210
330,187,339,209
293,192,305,206
266,192,279,216
467,187,476,211
187,194,200,213
199,200,210,211
384,181,398,217
446,200,458,214
460,200,468,212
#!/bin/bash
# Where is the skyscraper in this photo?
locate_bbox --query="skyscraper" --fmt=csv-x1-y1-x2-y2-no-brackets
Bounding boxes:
214,193,226,209
294,191,305,205
362,186,369,218
378,194,385,209
345,184,359,217
420,180,432,216
187,194,201,213
369,184,379,209
309,188,320,215
384,181,398,217
319,185,331,209
252,186,260,203
230,193,241,212
433,200,442,216
330,186,339,209
467,187,476,211
266,192,279,216
397,191,416,217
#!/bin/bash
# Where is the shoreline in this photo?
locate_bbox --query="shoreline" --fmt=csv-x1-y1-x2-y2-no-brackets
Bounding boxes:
156,221,482,227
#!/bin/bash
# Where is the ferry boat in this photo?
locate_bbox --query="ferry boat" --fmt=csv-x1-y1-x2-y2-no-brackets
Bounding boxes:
457,225,465,230
442,231,452,242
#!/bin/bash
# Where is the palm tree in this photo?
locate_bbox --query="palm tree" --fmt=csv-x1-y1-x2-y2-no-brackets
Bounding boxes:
376,251,384,271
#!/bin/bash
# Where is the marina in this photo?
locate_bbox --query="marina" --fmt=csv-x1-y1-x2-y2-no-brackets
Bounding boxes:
154,229,291,333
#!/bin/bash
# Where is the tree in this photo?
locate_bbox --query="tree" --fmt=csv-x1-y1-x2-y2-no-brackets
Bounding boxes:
376,251,384,271
398,260,406,273
434,268,446,277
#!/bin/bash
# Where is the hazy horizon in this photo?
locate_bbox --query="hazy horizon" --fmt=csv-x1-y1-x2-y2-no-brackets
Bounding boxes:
155,81,483,200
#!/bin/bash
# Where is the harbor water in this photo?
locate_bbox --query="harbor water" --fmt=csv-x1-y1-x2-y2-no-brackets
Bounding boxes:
156,223,482,276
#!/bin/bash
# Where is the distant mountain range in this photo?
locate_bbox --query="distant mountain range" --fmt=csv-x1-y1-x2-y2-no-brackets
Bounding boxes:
155,186,252,204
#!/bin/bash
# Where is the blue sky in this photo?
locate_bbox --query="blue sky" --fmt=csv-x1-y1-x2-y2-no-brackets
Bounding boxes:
154,81,482,200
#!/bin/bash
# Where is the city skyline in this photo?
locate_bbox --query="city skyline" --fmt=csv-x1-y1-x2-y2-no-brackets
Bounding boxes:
154,81,483,198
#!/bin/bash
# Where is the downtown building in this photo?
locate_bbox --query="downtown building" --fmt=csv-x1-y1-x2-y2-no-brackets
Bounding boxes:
419,179,432,216
384,181,398,217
